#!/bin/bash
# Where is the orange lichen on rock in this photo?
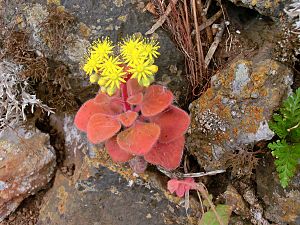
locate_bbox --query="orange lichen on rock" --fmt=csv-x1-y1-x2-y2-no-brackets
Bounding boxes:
57,186,68,214
239,106,264,134
187,49,293,170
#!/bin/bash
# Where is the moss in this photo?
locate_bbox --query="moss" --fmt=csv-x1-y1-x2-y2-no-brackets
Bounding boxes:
40,4,76,54
2,29,78,113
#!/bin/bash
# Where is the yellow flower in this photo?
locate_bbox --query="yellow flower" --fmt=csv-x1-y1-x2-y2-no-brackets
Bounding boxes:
89,74,99,83
83,37,114,76
90,37,114,62
99,56,122,74
120,35,143,65
141,39,160,60
83,54,101,75
129,59,158,87
120,36,160,66
98,68,126,96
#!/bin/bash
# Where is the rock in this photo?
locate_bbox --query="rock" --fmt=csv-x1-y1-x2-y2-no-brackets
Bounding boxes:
256,154,300,225
0,127,56,222
19,0,187,103
37,168,188,225
228,0,286,18
223,185,250,219
37,114,197,225
60,0,184,74
187,47,293,170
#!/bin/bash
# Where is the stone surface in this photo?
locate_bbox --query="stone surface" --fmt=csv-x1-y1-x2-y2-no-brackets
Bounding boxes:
224,185,250,219
228,0,286,18
19,0,187,104
256,154,300,225
0,127,56,222
36,115,193,225
187,47,293,170
37,169,189,225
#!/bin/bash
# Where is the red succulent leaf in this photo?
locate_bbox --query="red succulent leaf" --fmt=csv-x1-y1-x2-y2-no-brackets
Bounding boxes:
127,78,144,96
141,85,174,117
107,97,124,114
144,136,185,170
117,122,160,155
167,178,196,197
87,113,121,144
150,106,190,143
127,92,143,105
117,111,138,127
74,99,114,132
94,92,111,103
94,92,123,114
105,136,133,163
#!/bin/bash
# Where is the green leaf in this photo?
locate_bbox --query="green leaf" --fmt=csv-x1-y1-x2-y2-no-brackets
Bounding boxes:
199,205,232,225
268,140,300,188
268,88,300,188
269,116,288,139
269,88,300,140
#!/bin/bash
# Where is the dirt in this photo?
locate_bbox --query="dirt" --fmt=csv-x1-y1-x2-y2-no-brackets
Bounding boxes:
0,190,46,225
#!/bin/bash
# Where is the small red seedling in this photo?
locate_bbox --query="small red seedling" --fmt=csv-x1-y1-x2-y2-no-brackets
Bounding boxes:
167,178,196,197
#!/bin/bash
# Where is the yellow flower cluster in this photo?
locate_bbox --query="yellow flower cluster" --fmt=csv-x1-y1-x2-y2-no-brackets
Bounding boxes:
83,35,160,95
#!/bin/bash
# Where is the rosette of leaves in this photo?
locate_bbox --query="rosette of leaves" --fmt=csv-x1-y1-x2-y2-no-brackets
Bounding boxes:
74,79,190,171
268,88,300,188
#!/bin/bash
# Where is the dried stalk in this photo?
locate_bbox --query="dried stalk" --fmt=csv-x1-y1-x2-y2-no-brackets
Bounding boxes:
145,0,178,35
183,169,225,178
196,0,213,43
195,183,225,225
205,21,225,67
157,166,225,178
150,0,227,96
199,10,222,31
192,0,205,79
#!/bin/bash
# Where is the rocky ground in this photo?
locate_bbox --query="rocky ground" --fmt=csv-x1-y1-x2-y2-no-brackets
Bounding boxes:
0,0,299,225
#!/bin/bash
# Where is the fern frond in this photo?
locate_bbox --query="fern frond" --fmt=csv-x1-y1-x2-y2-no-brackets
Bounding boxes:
268,114,288,139
268,88,300,188
281,88,300,124
268,140,300,188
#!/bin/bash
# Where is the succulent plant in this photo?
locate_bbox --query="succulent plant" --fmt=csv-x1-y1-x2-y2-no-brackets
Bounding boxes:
75,35,190,172
75,79,190,172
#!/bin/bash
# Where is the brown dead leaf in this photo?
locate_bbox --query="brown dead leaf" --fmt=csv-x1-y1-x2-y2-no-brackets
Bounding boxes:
144,2,158,15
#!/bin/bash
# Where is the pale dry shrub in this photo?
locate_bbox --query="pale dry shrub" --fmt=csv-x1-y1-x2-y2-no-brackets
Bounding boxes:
0,61,54,132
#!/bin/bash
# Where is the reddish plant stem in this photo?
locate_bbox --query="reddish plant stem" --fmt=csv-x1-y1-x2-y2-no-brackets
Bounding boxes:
121,73,132,112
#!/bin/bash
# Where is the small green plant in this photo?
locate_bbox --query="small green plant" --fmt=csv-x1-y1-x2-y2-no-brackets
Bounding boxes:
74,35,190,172
268,88,300,188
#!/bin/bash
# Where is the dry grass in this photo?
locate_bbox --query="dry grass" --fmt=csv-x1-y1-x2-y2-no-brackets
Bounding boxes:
40,4,76,54
150,0,226,96
1,29,77,112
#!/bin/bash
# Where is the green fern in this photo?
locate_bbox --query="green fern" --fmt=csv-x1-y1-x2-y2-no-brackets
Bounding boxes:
268,88,300,188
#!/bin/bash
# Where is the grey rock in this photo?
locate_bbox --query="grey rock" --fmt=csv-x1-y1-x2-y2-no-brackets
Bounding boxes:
37,168,188,225
187,47,293,170
22,0,187,103
0,127,56,222
232,63,251,96
36,115,191,225
228,0,286,18
256,154,300,225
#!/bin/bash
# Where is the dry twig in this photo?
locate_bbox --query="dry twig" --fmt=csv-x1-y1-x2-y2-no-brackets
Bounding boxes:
157,166,225,178
204,21,225,67
199,10,222,32
145,0,178,35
